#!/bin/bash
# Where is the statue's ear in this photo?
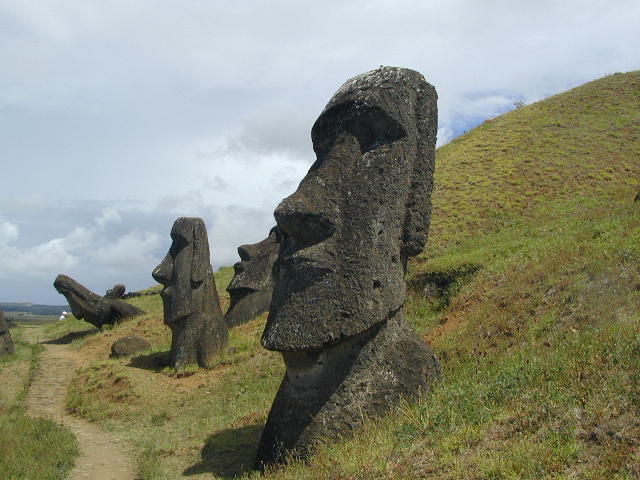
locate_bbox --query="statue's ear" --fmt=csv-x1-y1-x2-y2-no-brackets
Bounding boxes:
401,83,437,268
190,220,210,286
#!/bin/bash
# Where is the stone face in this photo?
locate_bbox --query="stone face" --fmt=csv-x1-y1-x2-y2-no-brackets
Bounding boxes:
0,309,15,355
152,217,228,370
53,274,145,329
110,336,151,358
105,284,126,299
225,226,281,327
255,66,440,467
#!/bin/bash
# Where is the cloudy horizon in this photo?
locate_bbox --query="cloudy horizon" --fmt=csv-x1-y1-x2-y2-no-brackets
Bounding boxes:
1,1,639,304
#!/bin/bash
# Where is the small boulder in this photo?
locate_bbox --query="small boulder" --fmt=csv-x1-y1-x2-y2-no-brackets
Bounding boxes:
110,336,151,358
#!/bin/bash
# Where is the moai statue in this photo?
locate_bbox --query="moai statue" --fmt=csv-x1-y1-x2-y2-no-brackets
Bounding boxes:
225,226,281,327
53,274,145,329
105,284,126,299
152,217,228,370
0,309,15,355
255,67,441,467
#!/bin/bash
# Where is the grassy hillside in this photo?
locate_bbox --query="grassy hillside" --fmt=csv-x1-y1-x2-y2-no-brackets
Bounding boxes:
16,71,640,479
426,71,640,255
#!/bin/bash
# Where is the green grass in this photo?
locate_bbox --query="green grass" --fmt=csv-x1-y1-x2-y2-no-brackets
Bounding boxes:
8,70,640,479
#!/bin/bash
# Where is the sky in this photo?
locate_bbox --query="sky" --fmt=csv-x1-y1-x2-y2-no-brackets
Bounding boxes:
1,1,639,304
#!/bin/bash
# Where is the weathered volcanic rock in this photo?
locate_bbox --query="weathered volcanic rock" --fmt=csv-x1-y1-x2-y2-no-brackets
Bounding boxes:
110,336,151,358
105,284,126,299
0,309,15,355
53,274,145,329
255,66,440,468
225,226,281,327
152,217,228,370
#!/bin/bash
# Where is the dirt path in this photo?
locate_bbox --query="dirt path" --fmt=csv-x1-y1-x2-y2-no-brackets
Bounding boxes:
23,327,138,480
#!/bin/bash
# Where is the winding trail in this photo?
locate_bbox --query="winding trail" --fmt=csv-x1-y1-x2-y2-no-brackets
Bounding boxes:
23,327,137,480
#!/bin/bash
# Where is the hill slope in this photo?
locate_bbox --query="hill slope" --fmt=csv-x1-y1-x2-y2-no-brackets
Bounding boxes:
12,71,640,480
426,70,640,254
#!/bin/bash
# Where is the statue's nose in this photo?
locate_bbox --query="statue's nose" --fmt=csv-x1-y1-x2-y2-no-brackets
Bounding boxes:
152,255,172,285
237,245,252,261
274,191,335,246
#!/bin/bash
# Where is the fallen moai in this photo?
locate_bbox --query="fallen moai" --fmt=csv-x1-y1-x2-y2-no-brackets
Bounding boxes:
255,66,441,468
0,309,15,355
152,217,228,370
53,274,145,329
225,226,281,327
105,284,126,299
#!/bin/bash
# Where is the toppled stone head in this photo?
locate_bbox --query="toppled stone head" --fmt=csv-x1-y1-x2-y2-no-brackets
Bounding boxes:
255,67,440,467
152,217,228,369
225,226,281,327
105,284,126,299
53,274,145,329
0,309,15,355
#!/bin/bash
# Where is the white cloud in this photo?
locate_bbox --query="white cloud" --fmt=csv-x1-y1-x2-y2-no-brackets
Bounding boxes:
436,126,454,148
0,227,90,280
0,221,19,244
91,230,161,275
95,207,122,230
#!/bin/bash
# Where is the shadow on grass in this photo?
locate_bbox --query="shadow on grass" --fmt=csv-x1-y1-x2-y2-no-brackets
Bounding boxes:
43,328,97,345
183,424,263,478
127,350,171,371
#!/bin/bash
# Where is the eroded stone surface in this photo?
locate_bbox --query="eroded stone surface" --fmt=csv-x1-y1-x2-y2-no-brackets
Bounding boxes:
0,309,15,355
53,275,145,329
255,66,440,467
225,226,280,327
152,217,228,370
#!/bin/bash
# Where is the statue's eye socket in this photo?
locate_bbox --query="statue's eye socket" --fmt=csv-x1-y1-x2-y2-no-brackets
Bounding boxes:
310,101,406,171
169,235,188,256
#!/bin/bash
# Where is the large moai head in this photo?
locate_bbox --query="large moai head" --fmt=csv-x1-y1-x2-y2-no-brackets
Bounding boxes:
255,67,439,467
261,66,437,351
153,217,218,324
152,217,228,368
225,226,281,327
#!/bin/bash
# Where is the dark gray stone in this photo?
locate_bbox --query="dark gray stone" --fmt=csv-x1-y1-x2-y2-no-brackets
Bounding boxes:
255,66,440,468
105,284,126,299
110,335,151,358
225,226,281,327
152,217,228,370
0,309,15,355
53,274,145,329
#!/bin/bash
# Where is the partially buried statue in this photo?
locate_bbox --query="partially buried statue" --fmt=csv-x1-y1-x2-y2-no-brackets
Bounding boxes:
53,274,145,329
255,66,441,467
0,309,15,355
152,217,228,370
224,226,281,327
105,284,126,299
